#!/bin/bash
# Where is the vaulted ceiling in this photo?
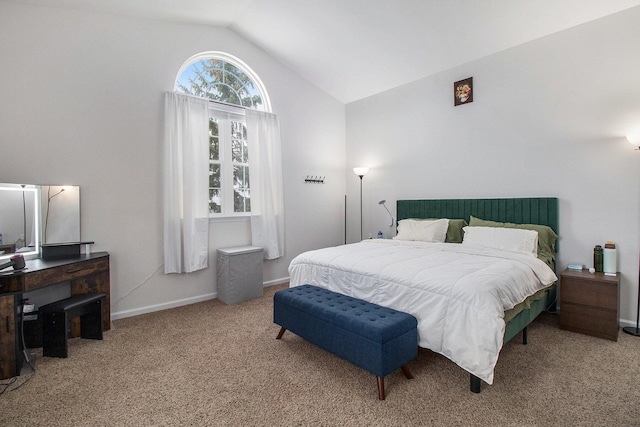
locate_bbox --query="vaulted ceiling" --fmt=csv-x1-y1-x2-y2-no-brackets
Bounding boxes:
9,0,640,103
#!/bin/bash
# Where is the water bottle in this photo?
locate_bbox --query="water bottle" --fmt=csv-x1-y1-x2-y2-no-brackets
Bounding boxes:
593,245,603,273
377,231,383,239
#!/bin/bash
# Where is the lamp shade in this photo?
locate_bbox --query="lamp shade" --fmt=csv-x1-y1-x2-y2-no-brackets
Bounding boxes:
627,133,640,147
353,167,369,177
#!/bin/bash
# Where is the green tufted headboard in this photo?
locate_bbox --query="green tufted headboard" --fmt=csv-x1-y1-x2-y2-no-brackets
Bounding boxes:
396,197,559,237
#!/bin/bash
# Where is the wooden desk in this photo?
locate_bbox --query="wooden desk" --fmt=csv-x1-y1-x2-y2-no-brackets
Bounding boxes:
0,252,110,379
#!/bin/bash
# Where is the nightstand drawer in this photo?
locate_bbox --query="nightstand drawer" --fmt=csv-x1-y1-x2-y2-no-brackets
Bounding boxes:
560,303,619,340
560,278,617,310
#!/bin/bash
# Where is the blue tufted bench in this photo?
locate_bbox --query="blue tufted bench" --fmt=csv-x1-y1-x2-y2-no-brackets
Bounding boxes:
274,284,418,400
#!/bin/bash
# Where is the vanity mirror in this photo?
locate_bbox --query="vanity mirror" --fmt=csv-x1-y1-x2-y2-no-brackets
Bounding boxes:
0,183,80,261
41,185,80,244
0,184,39,259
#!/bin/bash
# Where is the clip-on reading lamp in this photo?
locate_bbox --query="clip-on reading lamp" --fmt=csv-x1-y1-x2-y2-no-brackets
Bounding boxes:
0,254,26,271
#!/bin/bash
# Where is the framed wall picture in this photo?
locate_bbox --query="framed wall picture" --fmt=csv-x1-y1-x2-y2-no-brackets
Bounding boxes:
454,77,473,106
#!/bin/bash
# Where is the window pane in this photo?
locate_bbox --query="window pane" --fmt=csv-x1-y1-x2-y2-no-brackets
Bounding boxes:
209,189,221,214
231,122,247,163
234,188,250,213
209,119,219,161
233,165,248,188
209,117,219,134
209,163,220,188
231,139,241,163
233,165,250,213
242,139,248,163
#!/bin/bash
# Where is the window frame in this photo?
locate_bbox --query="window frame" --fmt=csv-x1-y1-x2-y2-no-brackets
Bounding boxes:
174,51,271,220
208,103,250,218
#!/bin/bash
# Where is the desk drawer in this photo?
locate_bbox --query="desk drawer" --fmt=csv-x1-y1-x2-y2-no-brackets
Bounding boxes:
21,257,109,292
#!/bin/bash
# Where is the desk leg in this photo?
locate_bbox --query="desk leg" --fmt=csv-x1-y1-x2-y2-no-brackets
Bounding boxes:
0,294,22,380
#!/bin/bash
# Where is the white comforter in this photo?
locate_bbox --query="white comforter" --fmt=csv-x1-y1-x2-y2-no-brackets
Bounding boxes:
288,239,557,384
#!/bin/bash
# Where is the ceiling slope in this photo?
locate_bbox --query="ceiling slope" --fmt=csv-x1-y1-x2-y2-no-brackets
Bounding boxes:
7,0,640,102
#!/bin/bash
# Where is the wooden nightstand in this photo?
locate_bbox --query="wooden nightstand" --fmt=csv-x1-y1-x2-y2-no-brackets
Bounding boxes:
559,269,620,341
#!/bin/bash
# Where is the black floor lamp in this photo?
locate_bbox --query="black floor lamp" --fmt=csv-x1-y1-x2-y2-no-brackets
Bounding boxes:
623,260,640,336
353,167,369,241
624,133,640,336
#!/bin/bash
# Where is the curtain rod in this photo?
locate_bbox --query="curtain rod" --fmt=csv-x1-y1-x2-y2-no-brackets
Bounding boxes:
208,99,246,110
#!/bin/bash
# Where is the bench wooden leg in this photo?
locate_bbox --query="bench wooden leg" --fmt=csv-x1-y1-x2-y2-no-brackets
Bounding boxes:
377,376,385,400
401,364,413,379
276,327,286,339
377,365,413,400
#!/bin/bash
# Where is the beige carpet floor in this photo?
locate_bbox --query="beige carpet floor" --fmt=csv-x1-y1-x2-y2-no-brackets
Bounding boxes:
1,284,639,426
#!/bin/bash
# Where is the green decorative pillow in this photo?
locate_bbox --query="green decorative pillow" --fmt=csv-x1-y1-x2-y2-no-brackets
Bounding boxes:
413,218,468,243
468,216,558,268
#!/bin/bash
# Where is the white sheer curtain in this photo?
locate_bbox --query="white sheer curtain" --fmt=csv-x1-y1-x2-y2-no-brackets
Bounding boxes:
163,92,210,273
246,109,285,259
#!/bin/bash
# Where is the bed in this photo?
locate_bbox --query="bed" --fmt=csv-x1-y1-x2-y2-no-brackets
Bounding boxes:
288,197,559,392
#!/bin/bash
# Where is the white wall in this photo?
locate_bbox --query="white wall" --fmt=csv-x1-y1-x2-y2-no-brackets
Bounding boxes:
0,2,345,318
346,7,640,326
3,2,639,326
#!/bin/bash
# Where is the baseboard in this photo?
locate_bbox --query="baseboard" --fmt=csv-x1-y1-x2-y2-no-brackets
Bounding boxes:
111,292,217,320
619,319,638,329
264,277,289,287
111,276,290,320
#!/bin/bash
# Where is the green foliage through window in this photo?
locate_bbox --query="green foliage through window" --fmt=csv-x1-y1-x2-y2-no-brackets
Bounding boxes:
176,53,266,216
176,58,263,109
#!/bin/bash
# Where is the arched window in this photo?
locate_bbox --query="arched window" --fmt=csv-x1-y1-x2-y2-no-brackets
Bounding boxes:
175,52,271,111
175,52,270,216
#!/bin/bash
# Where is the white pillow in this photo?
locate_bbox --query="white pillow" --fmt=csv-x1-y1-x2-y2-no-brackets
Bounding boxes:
461,226,539,256
394,219,449,243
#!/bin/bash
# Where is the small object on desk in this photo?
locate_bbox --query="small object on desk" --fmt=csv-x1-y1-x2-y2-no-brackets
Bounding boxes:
567,263,583,271
603,241,616,275
588,267,595,274
593,245,603,272
41,241,95,260
0,254,26,271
